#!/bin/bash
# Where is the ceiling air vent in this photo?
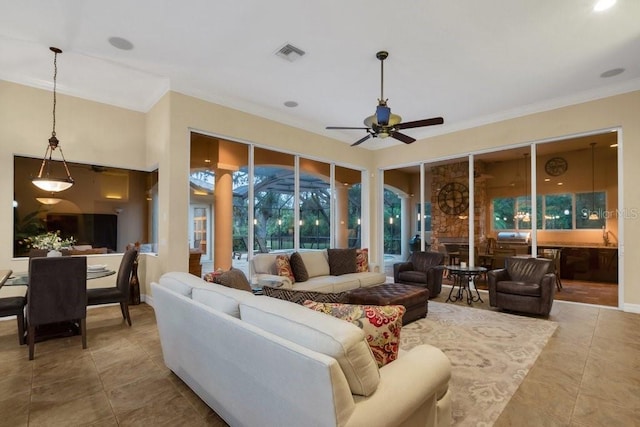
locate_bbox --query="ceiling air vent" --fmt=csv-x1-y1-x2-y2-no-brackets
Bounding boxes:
275,43,306,62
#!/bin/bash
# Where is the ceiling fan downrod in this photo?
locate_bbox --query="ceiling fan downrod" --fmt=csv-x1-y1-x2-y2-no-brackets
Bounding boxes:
376,51,388,104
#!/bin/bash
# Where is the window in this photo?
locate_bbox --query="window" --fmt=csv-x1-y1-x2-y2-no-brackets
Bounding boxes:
416,203,432,232
576,191,607,229
492,191,606,231
493,197,515,230
13,156,157,257
543,193,573,230
383,189,401,254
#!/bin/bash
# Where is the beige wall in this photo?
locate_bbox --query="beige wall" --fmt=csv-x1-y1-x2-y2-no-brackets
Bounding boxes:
373,91,640,310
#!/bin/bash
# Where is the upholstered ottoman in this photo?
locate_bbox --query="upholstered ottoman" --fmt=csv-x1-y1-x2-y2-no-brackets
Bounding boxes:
347,283,429,325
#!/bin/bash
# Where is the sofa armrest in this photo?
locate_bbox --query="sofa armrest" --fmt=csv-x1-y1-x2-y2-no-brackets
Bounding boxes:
347,344,451,427
257,274,293,290
487,268,509,305
426,265,445,293
539,273,556,312
393,262,414,282
368,263,380,273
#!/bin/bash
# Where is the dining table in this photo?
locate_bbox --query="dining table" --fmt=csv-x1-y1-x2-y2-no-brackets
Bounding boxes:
1,266,116,343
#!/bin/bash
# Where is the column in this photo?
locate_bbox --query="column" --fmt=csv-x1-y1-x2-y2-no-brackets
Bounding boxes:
213,167,233,270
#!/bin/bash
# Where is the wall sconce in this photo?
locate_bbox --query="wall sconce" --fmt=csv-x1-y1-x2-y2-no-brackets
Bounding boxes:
32,47,74,193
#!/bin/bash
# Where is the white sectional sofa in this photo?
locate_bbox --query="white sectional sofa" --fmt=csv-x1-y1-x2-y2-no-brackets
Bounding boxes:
251,250,386,292
152,272,452,427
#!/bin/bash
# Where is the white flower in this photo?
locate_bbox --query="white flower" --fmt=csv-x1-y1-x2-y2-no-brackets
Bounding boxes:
26,231,75,250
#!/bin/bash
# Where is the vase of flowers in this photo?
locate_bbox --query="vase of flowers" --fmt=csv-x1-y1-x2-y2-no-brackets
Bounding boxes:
23,231,75,256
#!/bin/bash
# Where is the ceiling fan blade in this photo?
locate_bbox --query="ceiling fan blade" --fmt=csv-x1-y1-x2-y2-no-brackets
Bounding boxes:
351,134,373,146
391,131,415,144
326,126,370,130
396,117,444,130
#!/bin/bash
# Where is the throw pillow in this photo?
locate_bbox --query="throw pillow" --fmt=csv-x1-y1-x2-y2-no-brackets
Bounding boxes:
211,268,252,292
288,252,309,282
355,248,369,273
303,301,405,368
327,248,357,276
263,286,349,305
275,254,295,283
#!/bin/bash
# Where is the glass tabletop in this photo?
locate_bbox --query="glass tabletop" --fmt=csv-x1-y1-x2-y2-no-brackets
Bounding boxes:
445,265,487,273
3,269,115,286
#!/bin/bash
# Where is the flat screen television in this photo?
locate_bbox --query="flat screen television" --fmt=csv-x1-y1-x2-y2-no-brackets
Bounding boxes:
46,213,117,251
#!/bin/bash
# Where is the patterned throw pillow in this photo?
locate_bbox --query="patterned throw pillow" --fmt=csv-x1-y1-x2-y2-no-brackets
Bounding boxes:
303,301,405,367
263,286,349,305
275,254,295,283
327,248,357,276
289,252,309,282
210,268,252,292
355,248,369,273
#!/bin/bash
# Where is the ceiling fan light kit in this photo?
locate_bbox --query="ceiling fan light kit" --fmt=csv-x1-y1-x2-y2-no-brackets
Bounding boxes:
326,50,444,146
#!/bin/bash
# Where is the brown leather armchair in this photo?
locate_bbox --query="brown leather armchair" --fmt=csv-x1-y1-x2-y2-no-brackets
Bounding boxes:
488,257,556,316
393,251,445,297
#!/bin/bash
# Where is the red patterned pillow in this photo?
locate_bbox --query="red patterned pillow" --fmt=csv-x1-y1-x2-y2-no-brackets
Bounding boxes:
303,301,405,367
275,254,295,283
355,248,369,273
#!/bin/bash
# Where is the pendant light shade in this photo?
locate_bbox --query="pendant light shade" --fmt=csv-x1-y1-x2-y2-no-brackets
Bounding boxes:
32,47,74,193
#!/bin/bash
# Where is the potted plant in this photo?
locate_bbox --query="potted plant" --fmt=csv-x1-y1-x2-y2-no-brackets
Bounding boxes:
22,230,76,257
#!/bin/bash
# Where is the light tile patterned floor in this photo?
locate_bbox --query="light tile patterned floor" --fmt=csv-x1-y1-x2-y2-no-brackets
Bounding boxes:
0,297,638,425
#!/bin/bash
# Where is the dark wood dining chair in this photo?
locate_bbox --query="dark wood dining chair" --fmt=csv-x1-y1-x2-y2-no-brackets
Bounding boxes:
27,256,87,360
87,248,138,326
0,269,27,345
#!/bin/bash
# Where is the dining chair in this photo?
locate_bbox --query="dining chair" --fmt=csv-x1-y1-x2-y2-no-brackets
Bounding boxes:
27,256,87,360
0,270,27,345
540,248,563,291
87,248,138,326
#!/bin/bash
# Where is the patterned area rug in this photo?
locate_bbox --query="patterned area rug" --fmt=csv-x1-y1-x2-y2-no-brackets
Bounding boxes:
401,302,557,426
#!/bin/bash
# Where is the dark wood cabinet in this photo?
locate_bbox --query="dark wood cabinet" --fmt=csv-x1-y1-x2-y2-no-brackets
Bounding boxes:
558,247,618,283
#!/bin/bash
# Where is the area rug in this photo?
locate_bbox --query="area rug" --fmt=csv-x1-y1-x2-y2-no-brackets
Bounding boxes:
400,302,557,427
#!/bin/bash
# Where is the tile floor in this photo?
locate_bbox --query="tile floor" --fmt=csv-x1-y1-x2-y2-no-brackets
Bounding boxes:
0,297,638,426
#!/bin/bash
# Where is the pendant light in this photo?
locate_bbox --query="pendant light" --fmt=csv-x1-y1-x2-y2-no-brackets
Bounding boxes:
588,143,599,220
514,153,530,222
32,47,74,193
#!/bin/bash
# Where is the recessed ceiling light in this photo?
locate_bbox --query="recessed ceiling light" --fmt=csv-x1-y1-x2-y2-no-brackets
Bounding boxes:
108,36,134,51
544,178,551,182
284,101,298,108
557,182,564,186
610,143,618,147
594,0,616,12
600,68,625,78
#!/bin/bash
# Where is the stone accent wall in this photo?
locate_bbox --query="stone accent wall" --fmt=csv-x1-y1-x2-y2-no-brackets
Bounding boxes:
431,161,487,250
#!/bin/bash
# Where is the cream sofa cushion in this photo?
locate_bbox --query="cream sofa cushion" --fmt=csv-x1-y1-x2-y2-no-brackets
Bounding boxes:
159,271,210,297
192,286,255,318
252,253,279,275
299,250,330,278
240,296,380,396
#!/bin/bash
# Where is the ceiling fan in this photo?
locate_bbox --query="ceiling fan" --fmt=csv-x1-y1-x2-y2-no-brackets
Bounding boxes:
326,51,444,146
